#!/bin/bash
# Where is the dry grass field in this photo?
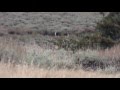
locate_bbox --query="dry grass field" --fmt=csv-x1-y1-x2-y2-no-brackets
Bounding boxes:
0,12,120,78
0,36,120,78
1,62,120,78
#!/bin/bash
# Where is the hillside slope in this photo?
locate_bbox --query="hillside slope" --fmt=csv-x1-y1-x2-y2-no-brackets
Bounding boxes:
0,12,103,32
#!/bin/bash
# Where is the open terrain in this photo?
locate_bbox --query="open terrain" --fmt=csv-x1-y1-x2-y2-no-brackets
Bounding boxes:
1,62,120,78
0,12,120,78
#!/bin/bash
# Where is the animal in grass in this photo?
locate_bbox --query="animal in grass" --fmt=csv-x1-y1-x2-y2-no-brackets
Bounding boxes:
54,32,61,36
54,32,69,37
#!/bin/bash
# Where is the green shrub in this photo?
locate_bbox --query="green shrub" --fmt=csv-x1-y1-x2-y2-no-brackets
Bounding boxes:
96,12,120,40
50,12,120,51
51,31,116,52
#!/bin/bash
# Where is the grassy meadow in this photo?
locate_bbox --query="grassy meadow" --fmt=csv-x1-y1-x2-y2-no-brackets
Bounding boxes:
0,12,120,78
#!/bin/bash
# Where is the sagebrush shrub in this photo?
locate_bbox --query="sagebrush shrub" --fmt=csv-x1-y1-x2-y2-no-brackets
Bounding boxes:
96,12,120,40
51,31,116,52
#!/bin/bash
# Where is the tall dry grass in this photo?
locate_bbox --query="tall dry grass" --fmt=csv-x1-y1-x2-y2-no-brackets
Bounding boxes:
0,62,120,78
0,37,27,64
99,44,120,60
0,37,75,69
0,37,120,77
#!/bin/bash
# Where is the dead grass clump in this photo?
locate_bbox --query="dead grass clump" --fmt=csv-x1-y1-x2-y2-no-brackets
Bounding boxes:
0,62,120,78
0,37,27,64
99,44,120,60
73,48,120,71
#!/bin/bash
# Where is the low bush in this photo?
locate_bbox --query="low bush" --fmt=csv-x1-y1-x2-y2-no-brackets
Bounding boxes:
96,12,120,40
51,31,116,52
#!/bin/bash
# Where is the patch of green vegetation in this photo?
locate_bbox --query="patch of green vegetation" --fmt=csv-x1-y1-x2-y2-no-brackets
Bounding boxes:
51,31,116,52
50,12,120,52
96,12,120,40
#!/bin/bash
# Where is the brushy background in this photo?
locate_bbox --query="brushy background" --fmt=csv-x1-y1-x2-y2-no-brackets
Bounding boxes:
0,12,120,78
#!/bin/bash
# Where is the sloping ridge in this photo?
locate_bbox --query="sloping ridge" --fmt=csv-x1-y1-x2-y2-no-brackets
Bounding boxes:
0,12,102,33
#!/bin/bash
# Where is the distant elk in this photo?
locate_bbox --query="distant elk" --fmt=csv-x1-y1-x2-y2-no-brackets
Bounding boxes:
54,32,69,37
